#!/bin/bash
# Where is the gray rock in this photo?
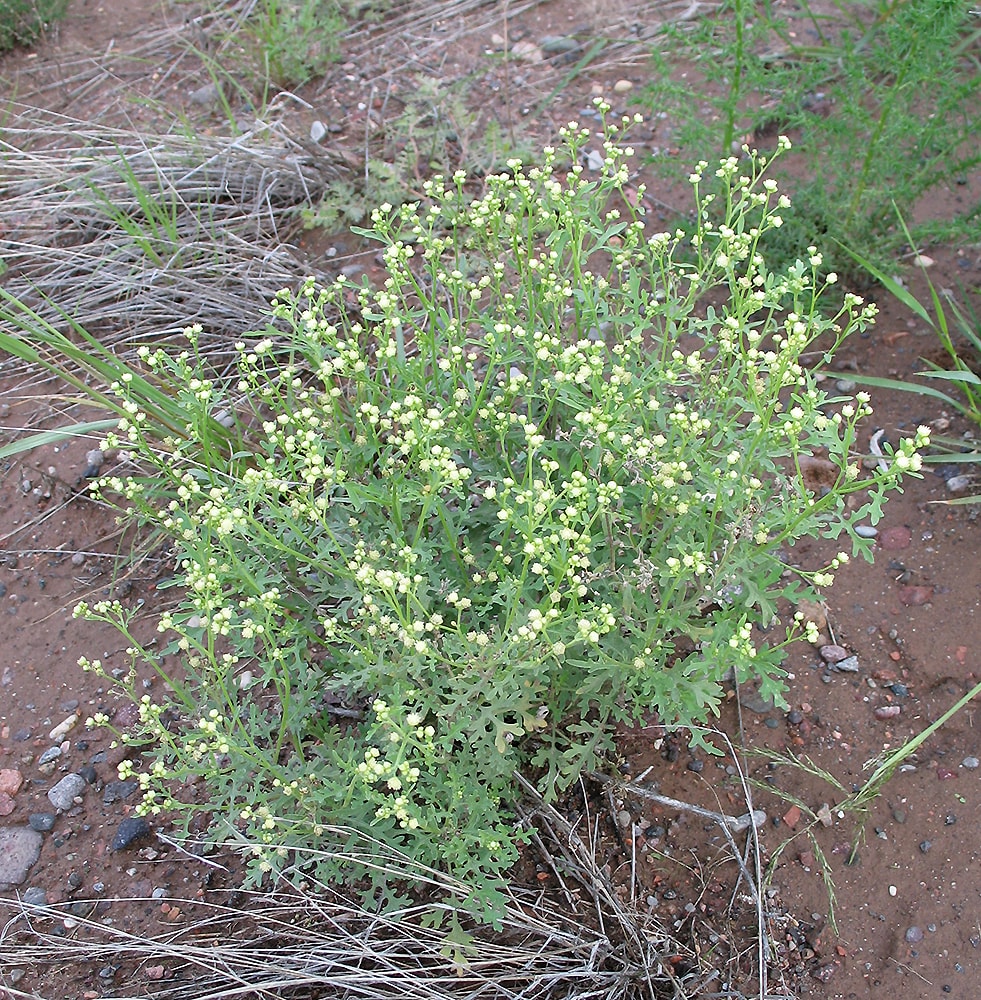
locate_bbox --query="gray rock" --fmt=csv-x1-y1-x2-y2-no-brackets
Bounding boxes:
21,886,48,906
189,83,221,107
540,35,581,54
28,813,55,832
830,655,860,673
47,773,87,811
962,756,979,770
819,644,849,663
854,524,878,538
37,746,62,766
103,780,138,805
739,687,776,714
946,474,974,494
0,827,44,888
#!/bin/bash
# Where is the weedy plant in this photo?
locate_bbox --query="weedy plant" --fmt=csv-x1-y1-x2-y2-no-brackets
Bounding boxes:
642,0,981,280
302,74,526,231
0,0,67,51
841,227,981,503
240,0,389,88
65,106,929,916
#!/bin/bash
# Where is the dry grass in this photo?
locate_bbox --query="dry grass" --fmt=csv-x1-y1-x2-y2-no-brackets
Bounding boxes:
0,106,353,376
0,821,699,1000
0,757,787,999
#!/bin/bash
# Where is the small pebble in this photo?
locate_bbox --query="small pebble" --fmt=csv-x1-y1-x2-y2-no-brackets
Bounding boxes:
855,524,878,538
764,718,780,729
919,840,932,854
905,926,923,943
835,379,857,393
103,780,138,804
686,759,704,772
28,813,56,833
961,756,979,770
832,656,860,673
48,714,78,741
585,149,604,171
944,813,956,825
946,475,973,494
786,710,803,725
613,79,634,93
819,644,849,663
37,746,62,766
892,808,906,824
47,773,87,812
78,765,98,785
874,705,901,720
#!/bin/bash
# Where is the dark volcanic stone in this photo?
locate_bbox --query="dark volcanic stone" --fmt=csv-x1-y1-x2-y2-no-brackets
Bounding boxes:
111,817,152,851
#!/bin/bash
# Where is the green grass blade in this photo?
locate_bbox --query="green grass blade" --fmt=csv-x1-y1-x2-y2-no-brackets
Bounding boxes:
0,420,120,460
915,369,981,385
843,373,960,407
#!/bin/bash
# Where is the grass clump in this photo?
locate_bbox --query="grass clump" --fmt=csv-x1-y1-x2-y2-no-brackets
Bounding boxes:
0,0,67,51
71,106,926,916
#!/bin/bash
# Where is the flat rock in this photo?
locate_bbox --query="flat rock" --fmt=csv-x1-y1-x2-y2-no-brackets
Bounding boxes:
898,585,933,607
47,773,88,812
0,827,44,888
0,769,23,797
879,525,912,550
739,687,776,714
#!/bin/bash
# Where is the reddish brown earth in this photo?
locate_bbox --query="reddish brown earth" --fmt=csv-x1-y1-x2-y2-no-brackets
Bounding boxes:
1,2,979,998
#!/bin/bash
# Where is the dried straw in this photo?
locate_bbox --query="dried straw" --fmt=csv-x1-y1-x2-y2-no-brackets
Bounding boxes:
0,107,351,370
0,821,695,1000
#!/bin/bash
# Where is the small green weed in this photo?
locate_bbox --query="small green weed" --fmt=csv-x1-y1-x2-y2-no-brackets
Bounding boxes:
303,75,527,230
244,0,388,88
16,108,927,916
0,0,68,51
753,674,981,929
642,0,981,279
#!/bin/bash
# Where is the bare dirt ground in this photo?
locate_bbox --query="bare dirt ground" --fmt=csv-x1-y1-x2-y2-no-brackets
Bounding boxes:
1,2,979,998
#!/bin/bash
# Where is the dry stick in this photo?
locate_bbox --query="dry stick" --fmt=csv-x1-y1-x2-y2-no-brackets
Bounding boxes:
589,771,766,833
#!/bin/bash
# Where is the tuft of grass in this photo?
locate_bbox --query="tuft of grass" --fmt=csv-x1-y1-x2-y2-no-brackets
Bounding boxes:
0,0,67,52
0,110,352,384
840,216,981,503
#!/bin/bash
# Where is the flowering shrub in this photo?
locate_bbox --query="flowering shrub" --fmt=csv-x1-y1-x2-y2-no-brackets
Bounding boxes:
80,104,926,915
